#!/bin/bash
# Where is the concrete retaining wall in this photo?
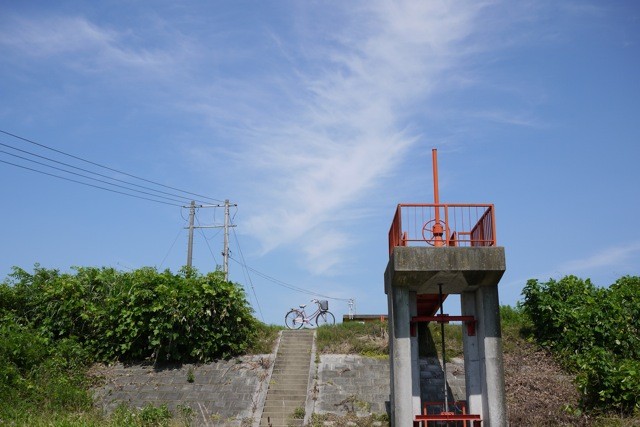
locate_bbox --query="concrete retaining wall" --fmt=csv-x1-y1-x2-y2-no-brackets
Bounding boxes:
312,355,465,418
313,355,390,416
91,355,273,427
92,354,465,425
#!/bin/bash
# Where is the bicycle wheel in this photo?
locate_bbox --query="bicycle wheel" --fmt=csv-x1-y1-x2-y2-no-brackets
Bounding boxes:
285,310,304,329
315,311,335,327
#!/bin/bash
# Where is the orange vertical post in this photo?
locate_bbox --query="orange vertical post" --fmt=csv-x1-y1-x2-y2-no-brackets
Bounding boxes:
432,149,440,208
432,149,444,246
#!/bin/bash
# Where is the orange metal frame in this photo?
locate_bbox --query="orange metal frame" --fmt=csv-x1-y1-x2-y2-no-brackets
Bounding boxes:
410,314,476,337
388,203,497,255
388,149,497,255
414,401,482,427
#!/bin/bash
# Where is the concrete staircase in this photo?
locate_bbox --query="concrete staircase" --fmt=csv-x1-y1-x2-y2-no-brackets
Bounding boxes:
260,330,314,427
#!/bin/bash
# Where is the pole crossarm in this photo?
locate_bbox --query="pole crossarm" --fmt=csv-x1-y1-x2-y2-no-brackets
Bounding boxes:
182,199,237,280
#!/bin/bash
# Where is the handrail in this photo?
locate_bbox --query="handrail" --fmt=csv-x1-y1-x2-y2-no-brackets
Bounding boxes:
388,203,496,255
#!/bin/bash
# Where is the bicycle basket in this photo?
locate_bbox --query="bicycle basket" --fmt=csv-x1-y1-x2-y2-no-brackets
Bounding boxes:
319,300,329,311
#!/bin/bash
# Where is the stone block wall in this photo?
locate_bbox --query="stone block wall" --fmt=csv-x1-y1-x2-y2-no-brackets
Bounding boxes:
91,355,273,426
313,355,390,416
420,357,466,405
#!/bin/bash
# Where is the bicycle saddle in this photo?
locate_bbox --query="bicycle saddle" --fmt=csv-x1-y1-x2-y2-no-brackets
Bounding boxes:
299,304,306,309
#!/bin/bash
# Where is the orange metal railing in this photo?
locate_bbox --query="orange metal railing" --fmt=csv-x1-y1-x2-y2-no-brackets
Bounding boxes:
388,203,496,255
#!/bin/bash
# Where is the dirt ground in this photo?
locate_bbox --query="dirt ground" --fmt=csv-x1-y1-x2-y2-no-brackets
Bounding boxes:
504,337,590,426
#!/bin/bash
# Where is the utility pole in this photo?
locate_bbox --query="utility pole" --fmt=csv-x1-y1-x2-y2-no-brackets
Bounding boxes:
186,201,196,267
223,200,230,281
182,200,236,280
221,199,237,281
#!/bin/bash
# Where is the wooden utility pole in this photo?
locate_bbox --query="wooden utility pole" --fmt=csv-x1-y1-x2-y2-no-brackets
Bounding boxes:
182,200,236,280
187,200,196,267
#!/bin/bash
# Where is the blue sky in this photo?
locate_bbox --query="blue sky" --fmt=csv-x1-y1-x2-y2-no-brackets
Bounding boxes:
1,1,639,325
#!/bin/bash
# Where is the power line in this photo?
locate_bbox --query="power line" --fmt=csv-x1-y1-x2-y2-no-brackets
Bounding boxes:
0,149,186,204
159,227,185,268
196,212,219,267
0,129,222,203
0,141,213,205
0,158,180,206
231,227,264,322
228,255,352,302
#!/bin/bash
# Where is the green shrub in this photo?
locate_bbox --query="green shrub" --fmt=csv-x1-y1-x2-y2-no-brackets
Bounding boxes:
3,265,259,363
499,304,527,327
0,264,265,424
521,275,640,414
0,315,92,419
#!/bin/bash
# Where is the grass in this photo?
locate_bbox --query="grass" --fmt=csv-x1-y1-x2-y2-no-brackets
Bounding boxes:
0,403,193,427
246,323,282,354
292,406,305,419
315,319,465,360
308,412,389,427
316,321,388,357
422,323,464,361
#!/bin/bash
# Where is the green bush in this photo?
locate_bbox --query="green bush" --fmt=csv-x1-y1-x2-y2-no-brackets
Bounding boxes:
2,265,258,363
0,264,265,424
0,315,92,419
521,275,640,414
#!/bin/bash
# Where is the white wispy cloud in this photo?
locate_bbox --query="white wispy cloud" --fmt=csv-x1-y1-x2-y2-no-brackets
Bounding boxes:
228,1,490,272
0,15,180,74
507,241,640,291
1,2,539,276
558,241,640,273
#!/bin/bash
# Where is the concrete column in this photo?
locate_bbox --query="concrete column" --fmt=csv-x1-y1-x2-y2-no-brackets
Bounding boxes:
461,287,507,427
479,286,507,427
409,292,421,416
460,291,484,420
389,286,414,427
386,286,395,423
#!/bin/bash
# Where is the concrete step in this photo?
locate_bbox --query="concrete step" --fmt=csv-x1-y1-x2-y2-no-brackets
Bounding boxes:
265,386,307,396
275,349,311,353
259,330,314,427
273,359,310,363
262,402,306,411
270,372,308,379
260,417,303,427
268,373,309,380
271,366,310,372
261,411,304,418
273,359,310,366
269,374,309,386
273,359,311,365
267,381,309,388
264,387,308,395
273,363,311,372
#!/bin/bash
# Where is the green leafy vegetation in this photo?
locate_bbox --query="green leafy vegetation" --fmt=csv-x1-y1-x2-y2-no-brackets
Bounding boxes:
3,265,258,363
0,264,271,425
0,315,93,420
521,275,640,415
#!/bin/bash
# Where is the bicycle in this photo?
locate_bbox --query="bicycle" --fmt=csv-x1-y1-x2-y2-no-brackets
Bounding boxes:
284,299,335,329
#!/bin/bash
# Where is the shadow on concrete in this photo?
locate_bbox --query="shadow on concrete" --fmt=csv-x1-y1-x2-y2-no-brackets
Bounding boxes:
418,324,459,404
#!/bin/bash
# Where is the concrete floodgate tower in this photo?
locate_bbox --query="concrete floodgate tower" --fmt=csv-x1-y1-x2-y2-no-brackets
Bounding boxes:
384,149,507,426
